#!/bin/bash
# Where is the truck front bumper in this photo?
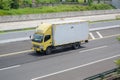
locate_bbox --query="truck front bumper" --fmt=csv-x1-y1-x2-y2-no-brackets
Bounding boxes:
32,47,42,52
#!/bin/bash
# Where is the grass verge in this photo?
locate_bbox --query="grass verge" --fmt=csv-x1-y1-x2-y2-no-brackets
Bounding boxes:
0,4,114,16
116,15,120,20
117,36,120,41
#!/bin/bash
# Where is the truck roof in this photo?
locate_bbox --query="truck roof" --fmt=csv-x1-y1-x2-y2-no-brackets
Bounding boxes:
36,20,87,33
36,23,52,33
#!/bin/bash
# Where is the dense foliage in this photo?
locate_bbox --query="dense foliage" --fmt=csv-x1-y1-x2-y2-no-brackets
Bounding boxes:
0,0,110,10
0,0,114,16
0,0,12,10
0,4,113,16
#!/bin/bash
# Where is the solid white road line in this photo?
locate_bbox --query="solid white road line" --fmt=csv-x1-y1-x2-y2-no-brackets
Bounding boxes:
79,46,107,53
0,50,32,57
31,54,120,80
0,65,20,71
89,33,95,39
96,31,103,38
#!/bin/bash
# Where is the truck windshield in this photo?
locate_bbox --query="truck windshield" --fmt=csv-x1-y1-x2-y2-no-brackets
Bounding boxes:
32,34,43,43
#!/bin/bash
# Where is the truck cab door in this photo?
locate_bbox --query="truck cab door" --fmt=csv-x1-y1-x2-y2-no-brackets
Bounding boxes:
43,35,52,50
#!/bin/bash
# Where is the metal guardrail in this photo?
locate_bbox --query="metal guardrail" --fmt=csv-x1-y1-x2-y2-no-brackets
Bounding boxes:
84,68,118,80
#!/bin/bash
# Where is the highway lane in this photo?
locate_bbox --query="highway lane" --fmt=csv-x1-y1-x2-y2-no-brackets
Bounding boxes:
0,40,32,55
0,36,120,80
0,20,120,43
34,56,118,80
0,26,119,80
0,27,119,55
90,20,120,29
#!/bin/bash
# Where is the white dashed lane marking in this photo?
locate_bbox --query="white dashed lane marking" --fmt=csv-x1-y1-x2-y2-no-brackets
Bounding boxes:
89,33,95,39
96,31,103,38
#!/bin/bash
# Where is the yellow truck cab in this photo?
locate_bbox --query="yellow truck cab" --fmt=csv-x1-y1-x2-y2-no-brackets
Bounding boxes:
32,23,53,54
31,20,89,54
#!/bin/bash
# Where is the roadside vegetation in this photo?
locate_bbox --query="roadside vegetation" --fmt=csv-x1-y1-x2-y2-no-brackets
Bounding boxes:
117,36,120,41
0,4,113,16
115,59,120,75
116,15,120,20
115,59,120,68
0,0,114,16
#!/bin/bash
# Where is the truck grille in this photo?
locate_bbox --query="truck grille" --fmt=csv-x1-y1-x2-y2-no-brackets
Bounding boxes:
33,45,39,48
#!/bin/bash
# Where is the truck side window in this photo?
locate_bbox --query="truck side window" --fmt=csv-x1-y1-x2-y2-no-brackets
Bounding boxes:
44,35,51,42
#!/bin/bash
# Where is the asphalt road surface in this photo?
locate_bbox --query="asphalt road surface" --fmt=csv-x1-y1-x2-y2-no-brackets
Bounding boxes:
0,27,120,55
0,27,120,80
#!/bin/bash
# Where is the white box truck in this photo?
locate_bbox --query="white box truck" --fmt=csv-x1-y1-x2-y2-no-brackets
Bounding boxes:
31,20,89,54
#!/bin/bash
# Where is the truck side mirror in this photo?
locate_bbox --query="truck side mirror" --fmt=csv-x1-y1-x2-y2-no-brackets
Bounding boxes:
29,35,31,39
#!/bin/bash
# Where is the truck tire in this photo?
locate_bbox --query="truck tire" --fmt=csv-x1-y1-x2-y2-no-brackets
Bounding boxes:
36,51,40,54
72,42,80,49
45,47,52,55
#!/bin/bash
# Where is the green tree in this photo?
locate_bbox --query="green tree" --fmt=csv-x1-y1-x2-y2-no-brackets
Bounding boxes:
35,0,59,3
11,0,20,9
88,0,93,6
84,0,87,3
71,0,78,2
98,0,100,3
0,0,12,10
23,0,32,7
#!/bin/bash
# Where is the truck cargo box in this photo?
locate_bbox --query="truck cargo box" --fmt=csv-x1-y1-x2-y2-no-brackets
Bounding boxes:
52,20,89,46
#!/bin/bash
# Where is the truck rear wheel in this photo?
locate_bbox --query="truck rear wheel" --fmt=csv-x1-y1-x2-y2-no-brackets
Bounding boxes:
45,47,52,55
72,42,80,49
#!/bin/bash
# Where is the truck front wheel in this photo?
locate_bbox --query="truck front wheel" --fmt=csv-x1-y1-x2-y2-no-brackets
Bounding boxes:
36,51,40,54
45,47,52,55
